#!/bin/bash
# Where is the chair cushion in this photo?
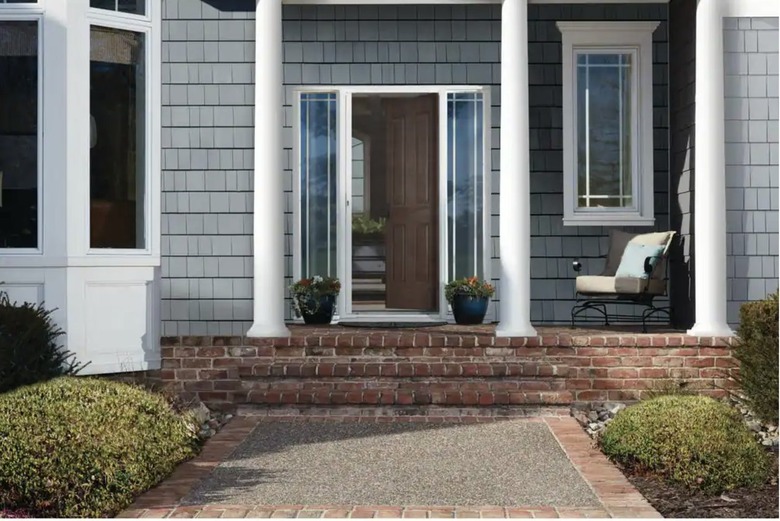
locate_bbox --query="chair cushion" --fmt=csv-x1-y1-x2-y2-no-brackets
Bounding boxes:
576,275,667,296
629,231,675,249
615,243,666,279
602,230,675,276
576,276,618,294
603,230,636,276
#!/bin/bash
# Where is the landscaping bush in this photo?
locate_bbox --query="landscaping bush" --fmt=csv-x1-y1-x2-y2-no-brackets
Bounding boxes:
0,377,199,517
733,293,779,425
0,292,85,393
600,395,771,494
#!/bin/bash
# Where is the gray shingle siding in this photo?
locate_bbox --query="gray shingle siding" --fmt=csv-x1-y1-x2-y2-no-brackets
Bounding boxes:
723,17,779,326
160,1,670,334
161,0,256,336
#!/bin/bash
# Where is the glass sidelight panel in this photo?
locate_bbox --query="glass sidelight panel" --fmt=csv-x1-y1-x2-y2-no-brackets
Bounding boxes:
447,92,484,281
0,21,38,249
300,92,338,278
90,26,146,249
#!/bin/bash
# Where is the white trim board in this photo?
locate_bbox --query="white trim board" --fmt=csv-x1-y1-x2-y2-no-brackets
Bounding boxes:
721,0,779,18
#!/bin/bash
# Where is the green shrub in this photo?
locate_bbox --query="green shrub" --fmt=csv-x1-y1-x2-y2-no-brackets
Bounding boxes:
0,292,85,393
600,395,771,494
0,377,199,517
733,293,779,424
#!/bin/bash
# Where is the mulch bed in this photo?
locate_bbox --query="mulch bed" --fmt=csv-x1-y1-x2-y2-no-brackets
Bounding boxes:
618,452,778,518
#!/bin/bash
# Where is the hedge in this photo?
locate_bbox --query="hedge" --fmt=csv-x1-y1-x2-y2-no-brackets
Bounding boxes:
734,293,779,424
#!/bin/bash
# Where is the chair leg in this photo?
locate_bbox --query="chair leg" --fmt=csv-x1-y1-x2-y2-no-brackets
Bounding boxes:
642,305,670,333
572,299,610,327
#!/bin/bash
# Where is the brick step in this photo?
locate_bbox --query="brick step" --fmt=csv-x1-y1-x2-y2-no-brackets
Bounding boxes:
236,404,573,419
227,361,569,379
241,379,568,391
242,386,574,406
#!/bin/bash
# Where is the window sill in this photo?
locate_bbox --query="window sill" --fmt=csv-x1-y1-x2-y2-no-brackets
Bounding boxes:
563,215,656,227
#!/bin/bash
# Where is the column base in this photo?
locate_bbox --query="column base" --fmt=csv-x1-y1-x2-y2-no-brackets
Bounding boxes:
496,322,538,338
246,322,291,338
687,323,736,338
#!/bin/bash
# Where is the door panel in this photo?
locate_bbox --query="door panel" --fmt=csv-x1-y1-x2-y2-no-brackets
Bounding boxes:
384,95,438,311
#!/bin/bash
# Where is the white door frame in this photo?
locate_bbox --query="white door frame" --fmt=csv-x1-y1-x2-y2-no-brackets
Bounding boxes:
293,85,491,323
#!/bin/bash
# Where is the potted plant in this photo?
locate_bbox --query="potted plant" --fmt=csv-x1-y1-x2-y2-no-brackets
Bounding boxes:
445,276,495,325
290,276,341,325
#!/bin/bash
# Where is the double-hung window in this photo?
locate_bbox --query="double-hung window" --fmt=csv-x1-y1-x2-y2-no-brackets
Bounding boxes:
558,22,658,226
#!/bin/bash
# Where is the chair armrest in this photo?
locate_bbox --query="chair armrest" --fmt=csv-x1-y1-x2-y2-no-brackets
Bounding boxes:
573,255,607,275
644,255,663,275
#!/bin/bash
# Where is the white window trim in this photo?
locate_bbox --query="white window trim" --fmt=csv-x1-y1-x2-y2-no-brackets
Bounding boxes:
0,9,44,254
292,85,492,323
558,21,658,227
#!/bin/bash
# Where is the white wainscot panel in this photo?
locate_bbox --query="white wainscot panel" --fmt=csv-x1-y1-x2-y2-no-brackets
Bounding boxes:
71,268,160,375
1,283,44,306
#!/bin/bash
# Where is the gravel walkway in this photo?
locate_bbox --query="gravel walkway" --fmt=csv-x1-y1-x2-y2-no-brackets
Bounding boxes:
182,420,600,507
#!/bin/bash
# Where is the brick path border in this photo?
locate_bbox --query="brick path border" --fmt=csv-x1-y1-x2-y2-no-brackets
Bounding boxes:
118,414,660,519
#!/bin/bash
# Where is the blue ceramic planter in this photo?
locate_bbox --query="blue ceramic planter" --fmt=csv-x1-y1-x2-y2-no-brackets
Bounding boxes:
452,295,489,325
299,295,336,325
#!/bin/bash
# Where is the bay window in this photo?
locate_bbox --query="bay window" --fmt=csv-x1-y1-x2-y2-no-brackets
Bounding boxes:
0,0,160,374
558,22,658,226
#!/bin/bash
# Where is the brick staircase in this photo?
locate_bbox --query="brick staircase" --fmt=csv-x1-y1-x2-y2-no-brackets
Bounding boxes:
159,325,735,412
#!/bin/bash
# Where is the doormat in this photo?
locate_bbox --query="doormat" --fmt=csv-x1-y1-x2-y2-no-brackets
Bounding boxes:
338,321,448,328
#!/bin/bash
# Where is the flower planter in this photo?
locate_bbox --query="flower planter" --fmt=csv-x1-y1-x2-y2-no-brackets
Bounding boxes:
298,294,336,325
451,295,489,325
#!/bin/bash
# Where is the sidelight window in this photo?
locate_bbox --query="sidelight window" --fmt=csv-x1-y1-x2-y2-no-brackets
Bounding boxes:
299,92,338,278
447,92,485,281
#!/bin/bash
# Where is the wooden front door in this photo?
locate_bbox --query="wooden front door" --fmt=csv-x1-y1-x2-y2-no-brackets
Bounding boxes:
384,95,438,311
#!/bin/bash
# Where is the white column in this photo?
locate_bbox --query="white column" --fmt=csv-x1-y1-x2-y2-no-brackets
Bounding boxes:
687,0,734,337
496,0,537,338
247,0,290,337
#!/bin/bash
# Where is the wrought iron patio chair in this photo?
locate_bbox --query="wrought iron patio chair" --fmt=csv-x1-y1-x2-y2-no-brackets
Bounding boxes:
571,230,676,333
